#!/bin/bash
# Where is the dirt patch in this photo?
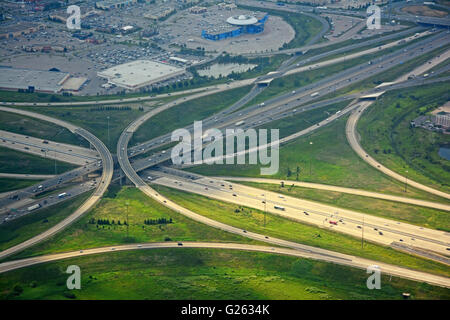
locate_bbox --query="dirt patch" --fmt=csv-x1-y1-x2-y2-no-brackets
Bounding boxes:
401,5,448,18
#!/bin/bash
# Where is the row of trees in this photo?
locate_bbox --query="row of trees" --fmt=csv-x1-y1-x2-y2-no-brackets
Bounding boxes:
144,217,173,225
88,218,128,226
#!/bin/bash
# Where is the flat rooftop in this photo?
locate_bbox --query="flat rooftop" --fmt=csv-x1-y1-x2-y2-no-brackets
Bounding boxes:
97,60,185,89
0,67,69,93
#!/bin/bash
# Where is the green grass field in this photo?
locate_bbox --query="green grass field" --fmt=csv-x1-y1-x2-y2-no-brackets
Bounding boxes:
131,85,252,145
20,105,145,151
189,116,448,202
358,82,450,193
0,178,40,193
238,5,323,50
0,191,91,252
6,186,253,260
0,111,87,147
238,182,450,232
153,185,450,278
0,147,76,175
1,249,448,300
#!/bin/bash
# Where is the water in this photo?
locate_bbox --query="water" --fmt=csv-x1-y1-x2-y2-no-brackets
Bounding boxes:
197,63,257,78
438,147,450,161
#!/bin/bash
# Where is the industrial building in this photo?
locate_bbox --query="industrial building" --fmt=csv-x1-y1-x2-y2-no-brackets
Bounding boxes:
0,67,86,93
97,60,185,90
202,14,269,41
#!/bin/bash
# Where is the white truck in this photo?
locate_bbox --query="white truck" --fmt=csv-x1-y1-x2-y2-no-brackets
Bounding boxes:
310,92,319,98
27,203,41,212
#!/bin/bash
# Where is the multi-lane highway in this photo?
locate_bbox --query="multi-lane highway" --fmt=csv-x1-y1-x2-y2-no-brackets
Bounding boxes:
148,170,450,259
1,10,449,291
0,130,100,165
0,108,113,259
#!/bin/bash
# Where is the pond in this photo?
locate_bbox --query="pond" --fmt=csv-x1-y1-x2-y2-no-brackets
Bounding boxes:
197,63,257,78
438,147,450,161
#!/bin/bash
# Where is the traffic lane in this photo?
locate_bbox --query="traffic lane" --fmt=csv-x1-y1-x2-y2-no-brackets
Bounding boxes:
133,31,450,162
0,179,98,224
215,177,450,212
150,175,449,256
1,240,449,288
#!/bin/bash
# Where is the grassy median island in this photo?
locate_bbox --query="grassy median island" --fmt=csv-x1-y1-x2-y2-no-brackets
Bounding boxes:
0,147,76,175
0,111,87,147
358,82,450,193
0,178,41,193
21,105,145,151
131,85,252,144
239,5,324,49
0,191,92,253
237,182,450,232
1,249,449,300
7,186,254,260
189,116,449,203
153,185,450,278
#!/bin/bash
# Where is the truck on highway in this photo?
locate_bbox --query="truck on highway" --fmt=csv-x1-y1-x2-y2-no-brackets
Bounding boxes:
310,92,319,97
329,220,338,225
274,205,285,211
27,203,41,212
235,120,245,126
58,192,68,199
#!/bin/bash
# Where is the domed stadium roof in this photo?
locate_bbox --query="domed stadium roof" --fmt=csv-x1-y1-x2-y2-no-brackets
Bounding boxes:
226,15,258,26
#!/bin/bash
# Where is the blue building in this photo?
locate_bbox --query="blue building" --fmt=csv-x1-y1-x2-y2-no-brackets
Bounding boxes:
202,14,269,41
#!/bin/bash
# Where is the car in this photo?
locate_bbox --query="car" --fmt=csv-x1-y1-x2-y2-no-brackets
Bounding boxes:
232,193,237,197
177,242,183,246
243,230,247,233
137,244,142,248
80,250,83,253
379,231,383,235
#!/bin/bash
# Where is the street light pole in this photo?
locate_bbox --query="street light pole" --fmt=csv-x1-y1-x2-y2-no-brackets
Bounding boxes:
361,215,365,249
264,193,266,228
405,170,408,193
126,201,129,239
107,116,110,148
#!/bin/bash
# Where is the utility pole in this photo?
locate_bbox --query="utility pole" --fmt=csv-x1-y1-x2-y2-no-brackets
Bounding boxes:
361,215,365,249
309,141,313,176
264,193,266,228
126,201,129,239
107,116,110,149
54,150,57,175
404,170,408,193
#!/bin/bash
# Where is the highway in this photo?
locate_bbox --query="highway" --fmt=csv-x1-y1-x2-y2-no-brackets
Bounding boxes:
127,32,450,175
345,49,450,200
209,177,450,212
148,171,450,259
0,241,449,288
0,130,100,165
0,108,113,259
0,10,448,290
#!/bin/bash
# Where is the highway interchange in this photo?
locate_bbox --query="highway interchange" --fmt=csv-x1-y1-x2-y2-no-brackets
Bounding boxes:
0,4,449,291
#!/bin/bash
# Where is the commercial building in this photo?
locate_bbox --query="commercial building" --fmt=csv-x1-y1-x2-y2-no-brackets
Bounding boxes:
97,60,185,90
0,67,70,93
202,14,269,41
